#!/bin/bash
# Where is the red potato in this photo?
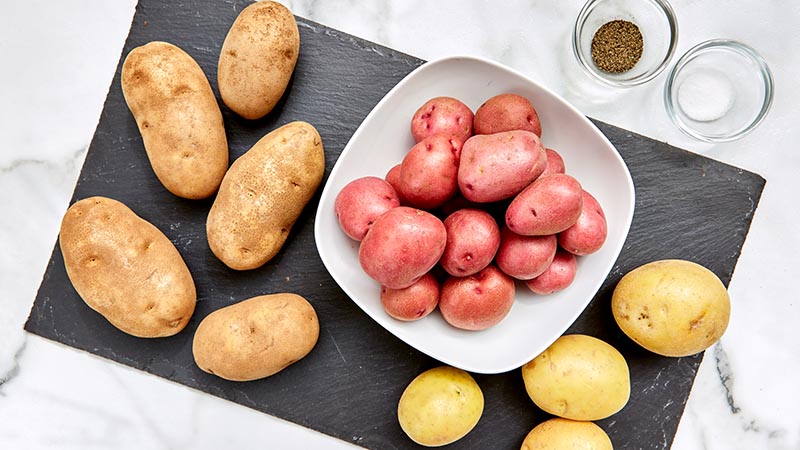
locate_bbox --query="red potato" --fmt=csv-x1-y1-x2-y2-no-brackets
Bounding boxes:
359,207,446,289
441,208,501,277
410,96,474,143
542,148,566,177
385,164,410,205
399,135,463,209
558,190,608,255
458,130,546,203
473,93,542,137
526,249,578,294
335,176,401,241
439,265,515,331
506,173,583,236
495,227,557,280
380,273,440,321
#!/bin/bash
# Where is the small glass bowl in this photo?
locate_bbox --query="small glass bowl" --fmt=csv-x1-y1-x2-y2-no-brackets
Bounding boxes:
664,40,774,142
573,0,679,87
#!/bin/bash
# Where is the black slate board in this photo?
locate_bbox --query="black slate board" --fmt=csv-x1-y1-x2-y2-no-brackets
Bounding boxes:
26,1,765,449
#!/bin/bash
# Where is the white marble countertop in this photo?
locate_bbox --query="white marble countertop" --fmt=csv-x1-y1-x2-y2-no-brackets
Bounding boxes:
1,1,798,448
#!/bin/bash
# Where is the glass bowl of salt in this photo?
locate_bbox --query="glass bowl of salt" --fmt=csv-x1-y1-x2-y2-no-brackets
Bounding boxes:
664,39,774,142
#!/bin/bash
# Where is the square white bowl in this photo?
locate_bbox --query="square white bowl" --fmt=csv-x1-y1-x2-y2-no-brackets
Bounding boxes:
314,55,635,374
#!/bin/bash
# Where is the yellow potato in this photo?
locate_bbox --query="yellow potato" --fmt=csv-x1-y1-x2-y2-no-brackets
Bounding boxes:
218,1,300,119
520,418,612,450
206,121,324,270
521,334,630,421
192,293,319,381
398,366,484,447
59,196,196,337
611,259,731,357
121,41,228,200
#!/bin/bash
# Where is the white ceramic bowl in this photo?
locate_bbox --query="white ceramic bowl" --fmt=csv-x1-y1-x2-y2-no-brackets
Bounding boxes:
314,56,635,374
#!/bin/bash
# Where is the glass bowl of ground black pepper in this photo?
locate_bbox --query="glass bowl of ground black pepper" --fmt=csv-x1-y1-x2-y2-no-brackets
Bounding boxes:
573,0,678,87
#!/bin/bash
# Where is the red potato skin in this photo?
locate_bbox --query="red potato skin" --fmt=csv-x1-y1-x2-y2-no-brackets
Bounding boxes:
506,174,584,236
495,227,557,280
458,130,546,203
558,190,608,255
335,176,400,241
380,273,440,321
410,96,474,143
385,164,411,205
541,148,566,177
525,249,578,294
399,135,463,209
441,208,501,277
439,265,516,331
473,93,542,137
359,207,447,289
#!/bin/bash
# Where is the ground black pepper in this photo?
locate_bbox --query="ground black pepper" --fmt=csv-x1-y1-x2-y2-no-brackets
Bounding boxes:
591,19,643,73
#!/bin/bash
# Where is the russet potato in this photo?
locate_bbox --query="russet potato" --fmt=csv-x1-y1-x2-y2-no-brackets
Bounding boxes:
121,41,228,200
206,121,325,270
59,196,196,338
218,1,300,120
192,293,319,381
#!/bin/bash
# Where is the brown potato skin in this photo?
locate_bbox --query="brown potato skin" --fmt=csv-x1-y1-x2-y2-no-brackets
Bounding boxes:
473,93,542,137
207,121,325,270
121,41,228,200
218,1,300,119
59,196,196,338
192,293,319,381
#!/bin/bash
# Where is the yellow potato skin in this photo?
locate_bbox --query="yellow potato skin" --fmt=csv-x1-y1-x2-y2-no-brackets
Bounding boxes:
59,196,196,338
218,1,300,119
121,41,228,200
520,418,612,450
521,334,630,421
398,366,484,447
611,259,731,357
206,121,324,270
192,293,319,381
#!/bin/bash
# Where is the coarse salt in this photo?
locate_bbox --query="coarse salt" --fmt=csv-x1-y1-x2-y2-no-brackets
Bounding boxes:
677,70,736,122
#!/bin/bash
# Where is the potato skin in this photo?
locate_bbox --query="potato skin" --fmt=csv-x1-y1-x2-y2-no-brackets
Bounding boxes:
410,96,474,143
521,334,630,421
335,176,400,241
380,273,440,321
192,293,319,381
542,148,566,177
458,130,546,203
439,265,515,331
207,121,324,270
558,190,607,255
218,1,300,119
520,418,612,450
121,41,228,200
495,227,557,280
441,208,501,277
399,134,463,209
506,174,583,236
473,93,542,137
398,366,484,447
525,249,577,295
359,206,446,289
611,259,730,357
59,196,196,338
